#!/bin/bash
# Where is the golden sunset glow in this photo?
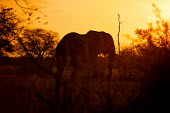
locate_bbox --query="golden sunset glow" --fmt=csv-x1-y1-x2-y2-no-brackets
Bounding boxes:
2,0,170,45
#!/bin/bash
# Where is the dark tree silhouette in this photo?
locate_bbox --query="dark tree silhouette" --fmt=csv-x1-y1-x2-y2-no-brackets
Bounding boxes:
122,4,170,112
0,6,20,57
19,28,58,57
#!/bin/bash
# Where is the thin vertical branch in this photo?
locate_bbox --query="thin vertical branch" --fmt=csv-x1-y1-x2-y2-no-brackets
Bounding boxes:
117,13,122,55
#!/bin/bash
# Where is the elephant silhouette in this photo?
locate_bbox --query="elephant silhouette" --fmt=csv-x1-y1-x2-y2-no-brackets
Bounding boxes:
55,30,115,79
54,30,115,108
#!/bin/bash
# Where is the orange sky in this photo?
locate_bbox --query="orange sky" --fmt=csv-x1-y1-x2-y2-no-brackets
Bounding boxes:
2,0,170,47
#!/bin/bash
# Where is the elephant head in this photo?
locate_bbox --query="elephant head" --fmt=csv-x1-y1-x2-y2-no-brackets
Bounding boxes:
85,30,115,78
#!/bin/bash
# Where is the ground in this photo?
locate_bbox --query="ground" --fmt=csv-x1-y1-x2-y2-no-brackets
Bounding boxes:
0,65,141,113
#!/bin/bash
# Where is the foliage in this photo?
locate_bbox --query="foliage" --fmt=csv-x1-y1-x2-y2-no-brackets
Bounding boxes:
0,6,20,57
14,0,47,26
18,28,59,57
0,5,58,58
121,4,170,74
119,4,170,112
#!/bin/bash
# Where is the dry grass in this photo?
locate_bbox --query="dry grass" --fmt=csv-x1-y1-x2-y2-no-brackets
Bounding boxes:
0,56,143,113
2,51,169,113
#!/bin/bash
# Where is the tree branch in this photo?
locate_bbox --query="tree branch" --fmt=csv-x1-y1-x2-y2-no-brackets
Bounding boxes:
17,37,56,76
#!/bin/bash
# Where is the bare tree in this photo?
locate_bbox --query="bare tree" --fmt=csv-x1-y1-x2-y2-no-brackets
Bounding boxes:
117,13,122,55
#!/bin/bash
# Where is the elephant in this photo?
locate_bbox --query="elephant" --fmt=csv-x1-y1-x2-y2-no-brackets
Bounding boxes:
54,30,115,108
55,30,115,79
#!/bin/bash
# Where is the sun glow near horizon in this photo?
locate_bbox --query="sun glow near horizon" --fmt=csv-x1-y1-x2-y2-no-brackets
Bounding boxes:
39,0,170,41
3,0,170,47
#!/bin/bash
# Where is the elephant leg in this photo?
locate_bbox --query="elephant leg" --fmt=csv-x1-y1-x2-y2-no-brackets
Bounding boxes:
59,56,74,109
55,56,65,108
56,55,72,109
70,55,81,79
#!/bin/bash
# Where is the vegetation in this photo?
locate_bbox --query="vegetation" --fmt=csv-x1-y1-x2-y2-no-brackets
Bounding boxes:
117,4,170,112
0,3,170,113
0,6,20,57
17,28,58,57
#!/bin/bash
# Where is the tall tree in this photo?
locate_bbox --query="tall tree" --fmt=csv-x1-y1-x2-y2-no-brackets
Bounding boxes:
0,6,20,57
18,28,59,57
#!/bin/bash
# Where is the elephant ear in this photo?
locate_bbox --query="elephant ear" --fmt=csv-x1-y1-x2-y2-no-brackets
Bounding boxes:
86,30,102,53
87,30,104,43
97,32,110,53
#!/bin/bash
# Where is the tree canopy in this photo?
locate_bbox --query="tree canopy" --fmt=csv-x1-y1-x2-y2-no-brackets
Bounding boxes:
0,6,20,57
0,5,58,57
